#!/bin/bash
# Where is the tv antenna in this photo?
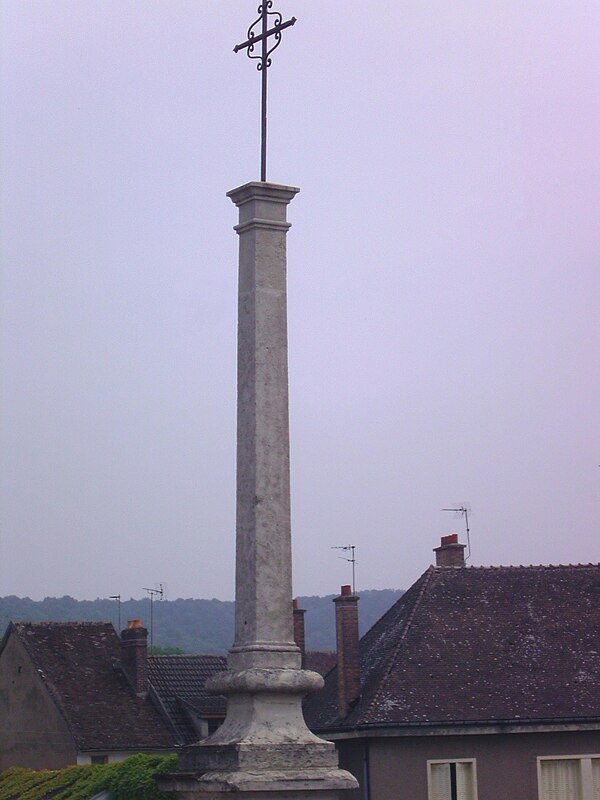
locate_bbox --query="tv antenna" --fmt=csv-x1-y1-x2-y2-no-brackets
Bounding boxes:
109,594,121,633
142,584,163,650
441,505,472,562
332,545,356,594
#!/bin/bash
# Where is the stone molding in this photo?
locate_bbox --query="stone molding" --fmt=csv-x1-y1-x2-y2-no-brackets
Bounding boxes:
206,667,324,696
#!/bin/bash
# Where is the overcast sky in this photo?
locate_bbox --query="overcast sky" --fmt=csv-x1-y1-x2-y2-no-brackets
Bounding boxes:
1,1,599,603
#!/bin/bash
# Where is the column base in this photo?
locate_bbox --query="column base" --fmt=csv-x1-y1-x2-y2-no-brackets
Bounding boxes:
178,740,339,773
156,667,358,798
157,764,357,800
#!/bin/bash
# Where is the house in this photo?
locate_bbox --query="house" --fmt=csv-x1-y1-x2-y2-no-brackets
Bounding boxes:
0,619,226,770
0,602,338,772
0,620,175,769
304,536,600,800
147,653,226,743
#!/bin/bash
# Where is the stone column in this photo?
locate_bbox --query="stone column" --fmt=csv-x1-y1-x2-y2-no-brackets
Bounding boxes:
158,182,357,799
229,181,299,673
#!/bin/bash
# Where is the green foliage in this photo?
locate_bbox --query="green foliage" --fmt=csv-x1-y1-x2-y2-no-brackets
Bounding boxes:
148,646,185,655
0,765,84,800
50,764,113,800
0,753,178,800
105,753,177,800
0,766,61,800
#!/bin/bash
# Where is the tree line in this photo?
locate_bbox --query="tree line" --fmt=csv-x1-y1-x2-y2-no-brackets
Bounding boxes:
0,589,403,653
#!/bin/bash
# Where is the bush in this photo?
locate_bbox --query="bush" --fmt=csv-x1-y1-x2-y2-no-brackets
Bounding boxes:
0,753,179,800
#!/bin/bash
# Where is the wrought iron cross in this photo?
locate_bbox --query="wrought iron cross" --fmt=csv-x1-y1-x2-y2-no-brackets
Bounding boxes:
234,3,297,182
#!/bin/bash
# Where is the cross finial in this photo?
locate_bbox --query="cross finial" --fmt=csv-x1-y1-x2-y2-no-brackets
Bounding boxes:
234,3,297,182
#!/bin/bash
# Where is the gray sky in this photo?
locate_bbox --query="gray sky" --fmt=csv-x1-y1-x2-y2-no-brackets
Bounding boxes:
1,1,599,602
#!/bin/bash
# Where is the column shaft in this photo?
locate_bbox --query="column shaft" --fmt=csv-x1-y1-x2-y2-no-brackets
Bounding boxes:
228,182,300,670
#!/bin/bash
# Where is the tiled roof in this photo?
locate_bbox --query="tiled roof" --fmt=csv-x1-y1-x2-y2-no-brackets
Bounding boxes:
147,654,227,744
305,564,600,730
9,622,176,751
305,650,336,677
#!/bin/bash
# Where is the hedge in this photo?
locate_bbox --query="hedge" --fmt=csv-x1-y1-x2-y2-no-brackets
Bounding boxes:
0,753,178,800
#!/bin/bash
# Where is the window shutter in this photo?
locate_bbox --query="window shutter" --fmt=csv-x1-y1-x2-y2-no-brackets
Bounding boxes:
430,763,451,800
540,759,582,800
592,759,600,800
456,761,475,800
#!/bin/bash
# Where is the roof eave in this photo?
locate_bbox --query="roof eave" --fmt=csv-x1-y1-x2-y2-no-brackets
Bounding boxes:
316,717,600,740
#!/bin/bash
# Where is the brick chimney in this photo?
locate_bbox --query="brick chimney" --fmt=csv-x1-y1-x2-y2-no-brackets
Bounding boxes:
292,598,306,669
434,533,466,567
120,619,148,700
334,585,360,718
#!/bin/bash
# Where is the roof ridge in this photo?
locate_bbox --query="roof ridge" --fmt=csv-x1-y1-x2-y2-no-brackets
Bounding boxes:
13,620,114,627
148,653,226,660
360,566,437,723
454,563,599,571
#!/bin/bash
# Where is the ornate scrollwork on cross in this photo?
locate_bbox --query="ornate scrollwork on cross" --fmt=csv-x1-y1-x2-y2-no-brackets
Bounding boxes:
234,3,297,181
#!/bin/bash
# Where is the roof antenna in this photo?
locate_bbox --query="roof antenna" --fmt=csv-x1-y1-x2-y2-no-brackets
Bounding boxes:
109,594,121,633
441,505,472,562
331,545,356,594
142,584,163,651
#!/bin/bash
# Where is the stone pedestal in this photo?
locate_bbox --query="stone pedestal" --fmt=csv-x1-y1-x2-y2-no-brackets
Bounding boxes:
158,182,357,799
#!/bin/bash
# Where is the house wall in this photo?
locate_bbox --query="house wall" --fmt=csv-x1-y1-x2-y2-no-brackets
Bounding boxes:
338,729,600,800
335,738,367,800
0,632,76,770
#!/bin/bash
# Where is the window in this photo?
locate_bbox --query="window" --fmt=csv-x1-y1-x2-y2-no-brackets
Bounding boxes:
428,759,477,800
91,755,109,765
207,717,222,735
538,756,600,800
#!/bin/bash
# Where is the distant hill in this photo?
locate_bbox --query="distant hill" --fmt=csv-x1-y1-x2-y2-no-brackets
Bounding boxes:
0,589,403,654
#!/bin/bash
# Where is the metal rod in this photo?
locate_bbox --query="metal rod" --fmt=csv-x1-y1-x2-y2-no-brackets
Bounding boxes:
143,585,163,652
332,545,357,594
442,506,472,562
109,594,121,633
233,17,296,53
150,593,153,650
464,508,471,562
261,7,268,181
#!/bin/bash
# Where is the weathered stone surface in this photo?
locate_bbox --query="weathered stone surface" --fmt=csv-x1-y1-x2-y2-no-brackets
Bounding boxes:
159,768,356,800
206,668,323,696
229,182,300,674
179,741,338,772
159,183,357,799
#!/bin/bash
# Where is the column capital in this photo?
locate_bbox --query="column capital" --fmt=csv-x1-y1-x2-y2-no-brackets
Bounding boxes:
227,181,300,207
228,182,300,236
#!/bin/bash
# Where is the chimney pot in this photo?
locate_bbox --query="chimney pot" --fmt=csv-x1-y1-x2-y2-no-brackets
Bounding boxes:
441,533,459,546
340,584,352,596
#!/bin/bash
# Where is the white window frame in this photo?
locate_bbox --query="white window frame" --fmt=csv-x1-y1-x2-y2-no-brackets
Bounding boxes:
537,754,600,800
77,752,129,765
427,758,478,800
